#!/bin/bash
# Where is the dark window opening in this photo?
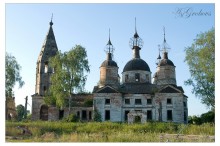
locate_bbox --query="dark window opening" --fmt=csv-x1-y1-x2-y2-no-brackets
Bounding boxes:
43,86,46,91
77,111,80,118
146,74,149,82
135,73,140,82
82,110,87,120
89,111,92,120
167,98,172,104
59,110,64,120
105,110,110,121
147,110,152,120
125,99,130,104
124,110,130,121
135,99,142,105
40,105,48,121
125,74,129,82
167,110,172,121
184,111,187,121
183,102,186,107
134,116,141,123
105,99,110,105
147,99,152,104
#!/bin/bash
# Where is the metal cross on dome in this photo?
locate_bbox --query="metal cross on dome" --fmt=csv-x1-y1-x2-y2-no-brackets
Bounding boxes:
160,27,171,53
129,18,144,49
104,28,115,55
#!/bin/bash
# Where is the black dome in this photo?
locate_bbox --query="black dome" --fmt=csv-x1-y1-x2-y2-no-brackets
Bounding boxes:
123,58,150,72
101,60,118,67
159,59,174,66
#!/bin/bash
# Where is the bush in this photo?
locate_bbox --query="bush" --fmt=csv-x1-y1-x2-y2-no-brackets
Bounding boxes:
200,111,215,123
93,109,101,122
63,114,79,122
83,98,93,107
188,110,215,125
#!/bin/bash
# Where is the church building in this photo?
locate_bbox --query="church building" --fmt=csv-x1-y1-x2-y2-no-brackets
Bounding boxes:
32,19,188,123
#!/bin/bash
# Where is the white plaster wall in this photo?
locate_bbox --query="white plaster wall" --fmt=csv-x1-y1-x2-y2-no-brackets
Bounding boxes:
122,70,151,83
153,66,176,85
154,93,186,123
93,92,187,123
93,93,122,122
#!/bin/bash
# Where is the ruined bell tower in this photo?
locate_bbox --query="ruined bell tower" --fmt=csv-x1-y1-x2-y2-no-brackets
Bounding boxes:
35,18,58,96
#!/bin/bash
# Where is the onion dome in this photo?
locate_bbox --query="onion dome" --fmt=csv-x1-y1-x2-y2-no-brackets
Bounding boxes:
123,58,150,72
159,52,174,66
123,18,150,72
158,27,175,66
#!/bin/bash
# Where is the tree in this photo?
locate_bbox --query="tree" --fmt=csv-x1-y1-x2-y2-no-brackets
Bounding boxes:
44,45,90,114
200,110,215,123
16,104,25,121
184,28,215,108
93,108,102,122
5,52,24,98
188,110,214,125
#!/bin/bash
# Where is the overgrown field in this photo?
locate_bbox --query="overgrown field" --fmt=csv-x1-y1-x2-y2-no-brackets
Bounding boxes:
5,121,215,142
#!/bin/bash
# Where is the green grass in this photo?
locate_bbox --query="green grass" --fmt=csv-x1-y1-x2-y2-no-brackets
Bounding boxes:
5,121,215,142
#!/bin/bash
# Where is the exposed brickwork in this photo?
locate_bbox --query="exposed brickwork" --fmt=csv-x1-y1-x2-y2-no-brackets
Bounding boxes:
5,97,16,120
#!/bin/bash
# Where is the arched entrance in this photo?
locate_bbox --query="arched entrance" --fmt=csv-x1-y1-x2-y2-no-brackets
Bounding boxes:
134,116,141,123
127,111,147,124
40,105,48,121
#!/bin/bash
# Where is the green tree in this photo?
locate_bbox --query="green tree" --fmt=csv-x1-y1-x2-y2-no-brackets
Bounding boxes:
44,45,90,115
200,110,215,123
93,108,102,122
5,52,24,97
184,28,215,108
16,104,25,121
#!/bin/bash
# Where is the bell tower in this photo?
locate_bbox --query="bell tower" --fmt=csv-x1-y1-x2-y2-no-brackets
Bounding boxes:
99,29,119,88
153,27,176,85
35,17,58,96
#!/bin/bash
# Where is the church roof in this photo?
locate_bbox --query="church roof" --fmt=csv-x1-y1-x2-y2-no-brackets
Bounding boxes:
119,83,157,94
158,52,175,66
37,20,58,62
123,58,150,72
101,60,118,67
94,85,120,93
100,53,118,67
158,84,184,93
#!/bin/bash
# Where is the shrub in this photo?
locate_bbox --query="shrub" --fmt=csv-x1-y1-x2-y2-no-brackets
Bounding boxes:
63,114,79,122
93,109,101,122
83,98,93,107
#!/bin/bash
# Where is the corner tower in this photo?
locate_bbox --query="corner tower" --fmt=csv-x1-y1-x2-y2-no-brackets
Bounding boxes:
35,18,58,96
153,28,176,85
99,29,119,88
122,18,151,83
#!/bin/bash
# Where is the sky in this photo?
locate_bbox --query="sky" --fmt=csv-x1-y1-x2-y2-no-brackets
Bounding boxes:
4,2,215,116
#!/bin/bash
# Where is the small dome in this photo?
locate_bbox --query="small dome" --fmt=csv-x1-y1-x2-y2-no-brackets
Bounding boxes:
101,60,118,67
123,58,150,72
159,59,174,66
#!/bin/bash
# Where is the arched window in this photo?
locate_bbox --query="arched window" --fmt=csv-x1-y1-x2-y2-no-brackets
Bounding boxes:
146,74,149,82
135,73,140,82
44,62,48,73
40,105,48,121
125,74,129,82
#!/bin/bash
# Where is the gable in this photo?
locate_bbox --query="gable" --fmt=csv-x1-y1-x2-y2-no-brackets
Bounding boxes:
159,86,182,93
96,86,119,93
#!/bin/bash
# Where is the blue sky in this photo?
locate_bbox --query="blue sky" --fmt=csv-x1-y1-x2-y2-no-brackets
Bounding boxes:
5,3,214,116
